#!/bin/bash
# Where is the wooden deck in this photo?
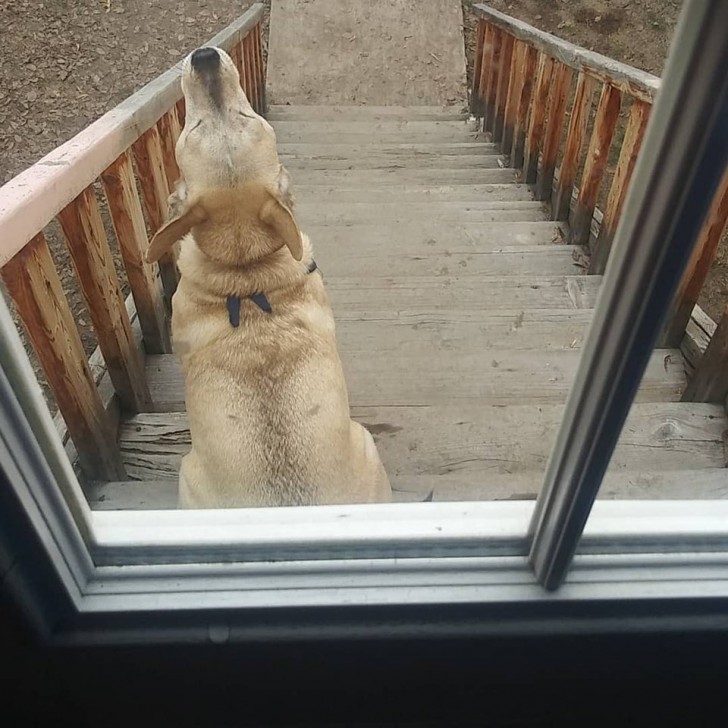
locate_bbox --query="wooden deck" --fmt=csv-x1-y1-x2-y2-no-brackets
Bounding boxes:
89,106,728,508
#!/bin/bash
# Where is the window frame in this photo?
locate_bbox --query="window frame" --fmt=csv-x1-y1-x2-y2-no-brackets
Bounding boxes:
3,0,728,646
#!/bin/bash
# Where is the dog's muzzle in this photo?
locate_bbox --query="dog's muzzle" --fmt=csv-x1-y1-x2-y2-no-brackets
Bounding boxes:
191,47,220,73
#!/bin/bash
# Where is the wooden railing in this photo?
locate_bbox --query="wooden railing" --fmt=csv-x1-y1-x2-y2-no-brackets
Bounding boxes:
471,4,728,404
0,4,267,481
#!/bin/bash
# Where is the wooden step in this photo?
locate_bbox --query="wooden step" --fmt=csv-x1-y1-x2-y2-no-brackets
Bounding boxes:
295,168,518,186
317,246,586,278
267,105,471,121
305,221,568,249
292,184,532,203
279,142,499,157
114,403,726,486
144,346,683,411
296,201,547,226
88,468,728,510
283,153,504,171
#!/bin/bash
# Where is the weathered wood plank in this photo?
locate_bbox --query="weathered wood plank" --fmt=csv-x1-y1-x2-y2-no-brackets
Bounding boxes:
523,54,555,184
88,467,728,510
144,347,683,412
282,153,503,171
552,72,595,220
57,187,152,412
131,124,179,304
661,165,728,347
501,40,525,154
267,106,470,122
304,221,569,251
683,303,728,403
245,33,259,111
101,151,171,355
470,19,486,115
492,32,515,143
296,168,517,186
1,233,125,480
273,119,477,137
590,99,651,274
511,45,538,170
535,62,573,200
570,83,622,245
477,22,493,121
156,111,180,191
254,23,266,112
484,27,503,132
293,183,533,203
279,141,499,157
116,402,725,485
472,4,660,103
680,305,716,371
296,201,547,226
0,5,265,268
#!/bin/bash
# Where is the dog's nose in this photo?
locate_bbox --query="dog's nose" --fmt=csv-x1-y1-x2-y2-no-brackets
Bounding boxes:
191,47,220,72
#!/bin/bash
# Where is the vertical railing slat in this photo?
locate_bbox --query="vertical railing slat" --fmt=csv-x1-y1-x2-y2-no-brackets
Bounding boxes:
552,72,595,220
535,62,573,200
510,45,538,170
502,40,525,155
156,112,180,192
254,23,267,113
57,187,152,413
101,151,172,356
484,28,503,132
661,166,728,347
570,83,622,245
1,234,126,481
683,303,728,402
590,100,651,274
492,33,515,144
477,24,493,125
471,20,486,115
523,54,555,185
132,125,179,305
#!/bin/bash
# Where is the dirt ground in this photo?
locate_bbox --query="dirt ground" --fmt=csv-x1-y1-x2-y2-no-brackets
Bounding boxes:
461,0,727,322
0,0,724,369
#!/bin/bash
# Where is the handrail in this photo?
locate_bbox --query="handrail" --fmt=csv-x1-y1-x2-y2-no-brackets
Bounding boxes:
0,3,266,269
472,4,660,103
0,4,267,481
470,3,728,404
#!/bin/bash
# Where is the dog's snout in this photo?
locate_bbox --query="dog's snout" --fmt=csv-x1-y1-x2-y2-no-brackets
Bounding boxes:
191,47,220,72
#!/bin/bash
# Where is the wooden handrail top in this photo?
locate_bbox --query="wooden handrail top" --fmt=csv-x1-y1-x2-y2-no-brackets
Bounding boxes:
473,4,660,103
0,3,265,270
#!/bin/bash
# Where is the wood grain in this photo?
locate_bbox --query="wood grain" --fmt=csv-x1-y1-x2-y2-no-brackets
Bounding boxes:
132,124,179,304
492,32,515,144
471,20,486,114
523,54,555,185
535,62,573,200
57,187,152,413
683,303,728,402
484,27,503,132
661,165,728,347
501,40,525,154
552,72,595,220
254,23,267,112
590,99,651,273
510,44,538,170
101,151,171,355
477,23,493,123
1,233,125,480
156,112,180,191
570,83,622,245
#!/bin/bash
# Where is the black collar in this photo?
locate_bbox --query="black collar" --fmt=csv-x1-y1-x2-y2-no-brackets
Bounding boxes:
226,260,318,327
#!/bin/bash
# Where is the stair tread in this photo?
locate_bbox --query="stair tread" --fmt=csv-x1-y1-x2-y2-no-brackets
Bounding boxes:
292,184,533,203
267,105,470,121
283,154,505,170
292,168,518,185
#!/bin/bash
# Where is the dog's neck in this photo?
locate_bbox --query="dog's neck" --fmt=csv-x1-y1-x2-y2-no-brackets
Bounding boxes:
177,231,316,301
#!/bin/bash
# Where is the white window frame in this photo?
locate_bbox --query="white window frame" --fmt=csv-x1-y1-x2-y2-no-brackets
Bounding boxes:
2,0,728,645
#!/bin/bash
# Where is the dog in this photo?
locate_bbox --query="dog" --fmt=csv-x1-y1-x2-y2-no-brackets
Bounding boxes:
146,46,391,508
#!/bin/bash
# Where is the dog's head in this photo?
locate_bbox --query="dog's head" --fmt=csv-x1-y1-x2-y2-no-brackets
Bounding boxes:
146,178,302,267
175,46,281,194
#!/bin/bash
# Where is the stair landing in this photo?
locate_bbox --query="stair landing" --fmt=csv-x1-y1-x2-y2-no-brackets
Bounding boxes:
90,106,728,509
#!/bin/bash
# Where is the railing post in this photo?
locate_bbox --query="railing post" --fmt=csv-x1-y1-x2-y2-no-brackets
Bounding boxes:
590,100,651,273
535,63,573,201
660,165,728,347
570,83,622,245
57,187,153,413
552,72,595,220
1,234,126,481
477,24,494,125
471,20,486,115
523,54,555,185
101,151,172,356
502,41,525,155
484,28,503,133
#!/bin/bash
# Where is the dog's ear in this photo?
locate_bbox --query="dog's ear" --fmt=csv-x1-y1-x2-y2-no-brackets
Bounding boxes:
277,164,295,209
146,203,208,263
259,195,303,261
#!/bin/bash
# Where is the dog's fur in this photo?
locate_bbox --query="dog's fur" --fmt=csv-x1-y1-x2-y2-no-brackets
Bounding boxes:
146,47,391,508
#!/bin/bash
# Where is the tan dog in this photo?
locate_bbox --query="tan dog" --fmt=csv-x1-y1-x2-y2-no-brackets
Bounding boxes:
146,46,391,508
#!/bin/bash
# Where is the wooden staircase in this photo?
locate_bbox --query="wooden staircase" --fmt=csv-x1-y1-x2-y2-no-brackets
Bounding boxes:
93,105,728,508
